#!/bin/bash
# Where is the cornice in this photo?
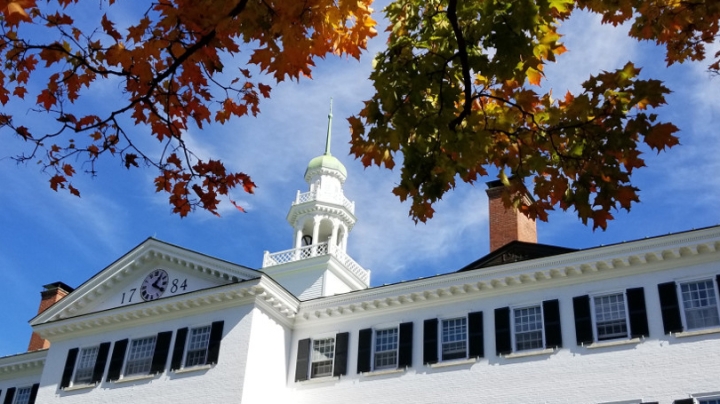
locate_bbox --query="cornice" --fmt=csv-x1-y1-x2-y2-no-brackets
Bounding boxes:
294,229,720,325
32,240,260,324
32,277,300,340
286,201,356,230
0,349,46,379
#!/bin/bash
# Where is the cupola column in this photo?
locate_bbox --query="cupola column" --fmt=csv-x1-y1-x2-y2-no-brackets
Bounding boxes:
311,217,321,256
330,220,339,251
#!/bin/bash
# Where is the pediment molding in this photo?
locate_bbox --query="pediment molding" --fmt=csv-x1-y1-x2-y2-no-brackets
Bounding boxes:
33,276,300,339
31,238,259,324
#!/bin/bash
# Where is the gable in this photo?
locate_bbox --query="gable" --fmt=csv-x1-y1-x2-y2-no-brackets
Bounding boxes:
31,238,260,325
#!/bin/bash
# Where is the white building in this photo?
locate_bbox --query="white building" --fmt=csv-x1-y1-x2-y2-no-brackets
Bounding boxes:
1,117,720,404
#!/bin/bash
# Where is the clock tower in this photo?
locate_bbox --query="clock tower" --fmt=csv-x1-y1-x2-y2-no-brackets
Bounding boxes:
261,101,370,300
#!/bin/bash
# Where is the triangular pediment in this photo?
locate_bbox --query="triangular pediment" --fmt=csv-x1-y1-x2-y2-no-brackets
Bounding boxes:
31,238,260,325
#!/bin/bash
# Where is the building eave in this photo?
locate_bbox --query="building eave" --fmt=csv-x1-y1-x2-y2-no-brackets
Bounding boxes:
0,349,47,379
294,226,720,326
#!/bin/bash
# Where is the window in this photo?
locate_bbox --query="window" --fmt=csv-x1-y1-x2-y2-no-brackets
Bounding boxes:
593,293,628,341
441,317,467,360
680,280,720,330
574,288,648,346
60,343,111,389
73,346,100,384
170,321,224,372
124,336,157,376
13,387,32,404
374,327,398,369
295,333,349,381
423,312,483,365
513,305,544,351
185,325,212,367
699,399,720,404
358,323,413,373
311,337,335,378
496,300,561,356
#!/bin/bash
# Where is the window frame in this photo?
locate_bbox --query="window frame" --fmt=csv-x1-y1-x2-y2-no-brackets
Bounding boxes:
372,326,399,370
439,316,468,361
511,304,545,352
677,277,720,331
71,346,100,385
183,325,213,368
12,386,32,404
122,335,158,377
591,290,630,342
310,336,336,378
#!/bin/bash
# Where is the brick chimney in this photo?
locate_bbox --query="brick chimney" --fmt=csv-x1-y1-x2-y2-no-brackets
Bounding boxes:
28,282,74,351
486,179,537,252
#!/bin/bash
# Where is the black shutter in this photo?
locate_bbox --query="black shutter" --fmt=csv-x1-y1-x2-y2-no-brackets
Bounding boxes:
357,328,372,373
333,332,349,377
91,342,111,384
573,295,594,345
206,321,224,365
626,287,650,338
494,307,512,356
150,331,172,374
543,299,562,349
171,327,188,371
295,338,311,382
398,322,413,368
423,318,438,365
673,399,694,404
106,339,128,382
468,311,484,358
4,387,15,404
658,282,683,334
28,384,39,404
60,348,79,389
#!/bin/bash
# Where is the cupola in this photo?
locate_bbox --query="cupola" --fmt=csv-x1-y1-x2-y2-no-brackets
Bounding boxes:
261,101,370,300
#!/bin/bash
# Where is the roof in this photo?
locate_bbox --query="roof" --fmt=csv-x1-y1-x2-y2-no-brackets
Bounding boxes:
457,240,577,272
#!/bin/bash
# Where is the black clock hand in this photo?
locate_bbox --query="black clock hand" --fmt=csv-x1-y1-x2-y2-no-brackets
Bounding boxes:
152,277,163,290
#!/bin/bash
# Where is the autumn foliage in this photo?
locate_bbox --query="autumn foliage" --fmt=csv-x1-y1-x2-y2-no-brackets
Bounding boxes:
350,0,717,229
0,0,717,228
0,0,376,215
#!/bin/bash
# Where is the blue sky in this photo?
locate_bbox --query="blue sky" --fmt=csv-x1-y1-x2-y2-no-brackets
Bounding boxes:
1,6,719,356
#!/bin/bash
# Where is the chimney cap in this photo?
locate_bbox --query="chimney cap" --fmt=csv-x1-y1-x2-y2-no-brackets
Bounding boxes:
42,281,74,293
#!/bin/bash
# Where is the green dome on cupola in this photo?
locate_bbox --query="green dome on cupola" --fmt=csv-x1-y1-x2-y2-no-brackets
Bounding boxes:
306,154,347,178
303,98,347,181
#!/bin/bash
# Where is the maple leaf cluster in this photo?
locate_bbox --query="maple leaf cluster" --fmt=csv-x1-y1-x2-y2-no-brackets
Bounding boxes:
0,0,376,216
0,0,716,229
348,0,708,230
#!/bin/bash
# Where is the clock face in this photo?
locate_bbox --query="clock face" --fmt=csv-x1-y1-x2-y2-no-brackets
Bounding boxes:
140,269,169,301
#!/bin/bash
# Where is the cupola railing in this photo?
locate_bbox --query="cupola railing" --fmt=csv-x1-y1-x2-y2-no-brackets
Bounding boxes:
262,242,370,284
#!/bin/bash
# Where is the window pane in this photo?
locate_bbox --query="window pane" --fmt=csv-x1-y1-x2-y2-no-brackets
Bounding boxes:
311,338,334,378
700,399,720,404
185,326,212,368
74,346,100,384
594,293,628,341
13,387,32,404
125,336,156,376
374,328,398,369
441,317,467,360
681,280,720,330
514,306,543,351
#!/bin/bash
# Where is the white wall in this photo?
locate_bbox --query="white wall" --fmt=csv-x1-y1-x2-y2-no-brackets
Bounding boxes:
287,260,720,404
36,304,255,404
